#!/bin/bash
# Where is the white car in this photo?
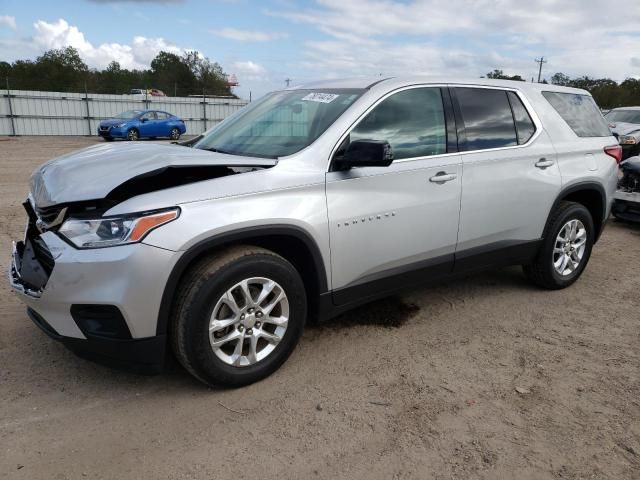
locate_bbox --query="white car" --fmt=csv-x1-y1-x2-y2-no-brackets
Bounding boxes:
11,77,620,387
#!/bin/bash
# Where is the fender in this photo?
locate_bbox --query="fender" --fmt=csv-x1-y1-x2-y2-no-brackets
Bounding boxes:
548,181,607,241
155,224,329,336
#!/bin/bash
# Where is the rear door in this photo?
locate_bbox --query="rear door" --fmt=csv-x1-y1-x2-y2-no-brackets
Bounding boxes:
326,86,462,303
155,111,172,136
451,86,561,268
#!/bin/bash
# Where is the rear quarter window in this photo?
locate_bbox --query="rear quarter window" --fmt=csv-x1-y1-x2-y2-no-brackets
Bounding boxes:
542,91,610,137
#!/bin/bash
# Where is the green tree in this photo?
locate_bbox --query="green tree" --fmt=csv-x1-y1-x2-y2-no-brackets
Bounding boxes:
485,69,525,81
550,72,570,86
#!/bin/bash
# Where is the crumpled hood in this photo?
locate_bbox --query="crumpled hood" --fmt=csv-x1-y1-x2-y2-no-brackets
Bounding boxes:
30,142,276,208
609,121,640,137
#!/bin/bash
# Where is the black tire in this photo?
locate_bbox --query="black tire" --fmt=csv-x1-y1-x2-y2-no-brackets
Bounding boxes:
171,246,307,387
127,128,139,141
169,128,181,140
523,201,594,289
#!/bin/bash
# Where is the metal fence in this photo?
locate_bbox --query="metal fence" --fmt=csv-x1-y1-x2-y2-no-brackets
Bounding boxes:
0,89,249,136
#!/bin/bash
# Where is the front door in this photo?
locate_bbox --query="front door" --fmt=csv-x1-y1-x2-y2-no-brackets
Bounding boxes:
326,86,462,304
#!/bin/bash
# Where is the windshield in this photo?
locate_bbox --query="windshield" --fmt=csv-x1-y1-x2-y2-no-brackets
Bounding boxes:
116,110,142,119
194,89,364,158
605,110,640,124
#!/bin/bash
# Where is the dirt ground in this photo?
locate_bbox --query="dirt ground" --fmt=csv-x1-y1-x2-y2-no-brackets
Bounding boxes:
1,136,639,480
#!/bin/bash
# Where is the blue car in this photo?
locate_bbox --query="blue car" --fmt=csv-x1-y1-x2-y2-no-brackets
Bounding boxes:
97,109,186,141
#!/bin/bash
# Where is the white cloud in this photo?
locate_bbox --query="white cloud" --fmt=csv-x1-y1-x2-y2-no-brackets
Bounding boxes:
0,15,17,30
270,0,640,82
213,28,288,42
31,18,190,69
231,60,267,79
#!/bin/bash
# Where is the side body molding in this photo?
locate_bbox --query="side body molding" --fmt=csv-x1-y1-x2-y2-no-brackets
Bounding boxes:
155,224,329,336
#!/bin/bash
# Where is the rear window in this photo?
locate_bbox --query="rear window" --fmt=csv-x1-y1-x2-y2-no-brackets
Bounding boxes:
455,88,517,151
542,91,610,137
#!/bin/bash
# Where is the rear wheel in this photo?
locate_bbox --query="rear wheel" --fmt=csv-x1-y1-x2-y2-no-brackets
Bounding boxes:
127,128,139,141
523,201,594,289
169,128,181,140
171,246,307,387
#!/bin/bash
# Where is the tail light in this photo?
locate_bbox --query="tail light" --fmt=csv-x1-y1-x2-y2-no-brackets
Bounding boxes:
604,145,622,164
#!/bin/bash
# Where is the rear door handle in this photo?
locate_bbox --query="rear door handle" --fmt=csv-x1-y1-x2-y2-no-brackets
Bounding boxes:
429,172,457,183
535,158,554,169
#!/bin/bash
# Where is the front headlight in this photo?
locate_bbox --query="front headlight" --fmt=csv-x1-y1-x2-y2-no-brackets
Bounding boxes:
58,209,179,249
619,135,637,145
115,123,127,128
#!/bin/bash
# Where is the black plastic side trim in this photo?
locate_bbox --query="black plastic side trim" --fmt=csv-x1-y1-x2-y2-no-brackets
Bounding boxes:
156,224,328,335
318,239,542,321
332,253,453,306
453,239,541,273
550,181,607,242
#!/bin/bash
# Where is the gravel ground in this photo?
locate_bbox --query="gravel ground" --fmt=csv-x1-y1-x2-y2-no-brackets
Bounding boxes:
1,136,639,480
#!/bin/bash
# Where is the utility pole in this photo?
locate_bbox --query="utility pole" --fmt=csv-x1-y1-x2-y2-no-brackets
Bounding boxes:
535,57,547,83
284,78,291,87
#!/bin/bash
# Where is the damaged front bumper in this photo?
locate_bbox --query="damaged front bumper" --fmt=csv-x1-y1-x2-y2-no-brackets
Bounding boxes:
10,226,182,373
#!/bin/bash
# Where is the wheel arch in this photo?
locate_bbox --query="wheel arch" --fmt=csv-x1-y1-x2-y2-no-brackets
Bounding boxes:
156,225,329,336
549,182,607,242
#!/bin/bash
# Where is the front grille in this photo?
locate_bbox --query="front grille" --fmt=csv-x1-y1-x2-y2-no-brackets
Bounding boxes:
31,236,55,274
100,126,110,131
15,200,58,291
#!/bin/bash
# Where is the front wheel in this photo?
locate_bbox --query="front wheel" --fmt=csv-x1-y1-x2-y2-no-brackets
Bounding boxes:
127,128,139,141
523,201,594,289
171,246,307,387
169,128,181,140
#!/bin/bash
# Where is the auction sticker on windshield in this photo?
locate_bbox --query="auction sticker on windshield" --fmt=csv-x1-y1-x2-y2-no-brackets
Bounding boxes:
302,92,339,103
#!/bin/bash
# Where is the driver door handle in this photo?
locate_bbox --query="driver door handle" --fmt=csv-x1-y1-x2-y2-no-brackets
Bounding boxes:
535,158,554,169
429,172,457,183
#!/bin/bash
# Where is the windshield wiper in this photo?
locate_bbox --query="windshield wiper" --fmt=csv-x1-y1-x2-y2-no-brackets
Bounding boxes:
202,147,239,155
201,147,278,159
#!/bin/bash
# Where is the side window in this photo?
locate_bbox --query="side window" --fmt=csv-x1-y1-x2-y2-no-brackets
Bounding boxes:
349,87,447,160
455,88,517,151
156,112,169,120
141,112,157,120
507,92,536,144
542,91,610,137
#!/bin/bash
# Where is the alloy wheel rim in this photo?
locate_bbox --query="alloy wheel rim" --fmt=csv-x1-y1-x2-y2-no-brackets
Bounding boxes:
209,277,289,367
553,219,587,276
170,129,179,139
128,130,138,140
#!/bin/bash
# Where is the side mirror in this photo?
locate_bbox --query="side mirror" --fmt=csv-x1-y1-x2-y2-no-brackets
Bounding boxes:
141,117,148,123
335,140,394,170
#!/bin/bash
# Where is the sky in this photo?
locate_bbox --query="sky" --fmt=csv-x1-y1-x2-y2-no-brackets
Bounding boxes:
1,0,639,100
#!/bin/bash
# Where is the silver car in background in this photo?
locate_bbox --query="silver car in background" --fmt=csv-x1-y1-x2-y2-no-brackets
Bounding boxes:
605,107,640,160
10,77,620,387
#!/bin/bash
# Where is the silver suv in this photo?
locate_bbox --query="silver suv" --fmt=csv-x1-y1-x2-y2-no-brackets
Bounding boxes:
10,78,620,387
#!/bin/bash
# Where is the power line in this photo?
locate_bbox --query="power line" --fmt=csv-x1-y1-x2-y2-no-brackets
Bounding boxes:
535,57,547,83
